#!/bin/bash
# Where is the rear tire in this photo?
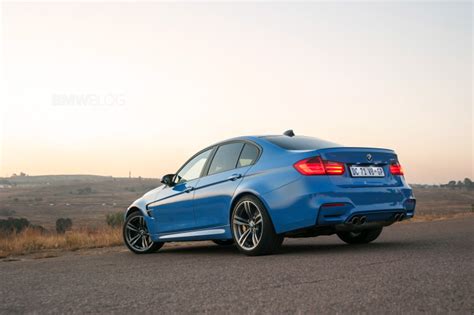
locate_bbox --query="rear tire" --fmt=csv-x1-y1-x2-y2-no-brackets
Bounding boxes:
337,227,383,244
231,195,283,256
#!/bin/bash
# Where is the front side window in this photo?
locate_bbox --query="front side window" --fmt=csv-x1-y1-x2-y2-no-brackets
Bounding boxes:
175,148,213,183
208,143,244,175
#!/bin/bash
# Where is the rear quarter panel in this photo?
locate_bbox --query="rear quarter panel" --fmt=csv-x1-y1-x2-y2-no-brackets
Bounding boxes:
232,138,314,232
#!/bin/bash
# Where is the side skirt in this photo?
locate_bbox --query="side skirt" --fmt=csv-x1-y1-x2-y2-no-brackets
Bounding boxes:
152,225,232,242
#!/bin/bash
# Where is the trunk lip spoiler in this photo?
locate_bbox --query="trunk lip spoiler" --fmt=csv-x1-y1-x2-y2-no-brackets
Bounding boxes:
291,147,395,154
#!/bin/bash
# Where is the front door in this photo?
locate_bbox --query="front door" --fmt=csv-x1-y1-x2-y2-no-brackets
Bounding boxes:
148,148,213,234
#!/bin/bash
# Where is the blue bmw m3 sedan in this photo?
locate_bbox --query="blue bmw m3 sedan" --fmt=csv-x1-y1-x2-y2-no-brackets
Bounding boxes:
123,130,416,256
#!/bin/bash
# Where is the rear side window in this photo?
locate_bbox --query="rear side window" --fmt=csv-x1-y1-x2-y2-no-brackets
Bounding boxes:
238,144,259,167
263,136,341,150
208,143,244,175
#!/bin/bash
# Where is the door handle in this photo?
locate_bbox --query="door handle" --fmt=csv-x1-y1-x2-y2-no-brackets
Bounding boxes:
184,186,194,193
227,174,242,181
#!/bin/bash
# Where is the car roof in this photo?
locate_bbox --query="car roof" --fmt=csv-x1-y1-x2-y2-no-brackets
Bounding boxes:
220,134,344,151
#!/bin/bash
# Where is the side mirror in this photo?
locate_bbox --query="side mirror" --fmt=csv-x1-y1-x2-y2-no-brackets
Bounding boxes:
161,174,175,187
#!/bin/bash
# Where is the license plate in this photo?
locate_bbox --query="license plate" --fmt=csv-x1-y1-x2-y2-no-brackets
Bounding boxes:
349,166,385,177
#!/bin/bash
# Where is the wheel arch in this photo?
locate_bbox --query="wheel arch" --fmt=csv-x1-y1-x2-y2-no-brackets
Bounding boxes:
125,206,145,219
229,190,278,233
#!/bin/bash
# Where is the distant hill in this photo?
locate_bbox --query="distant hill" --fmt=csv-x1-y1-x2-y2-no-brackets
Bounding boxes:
0,175,160,187
0,175,112,185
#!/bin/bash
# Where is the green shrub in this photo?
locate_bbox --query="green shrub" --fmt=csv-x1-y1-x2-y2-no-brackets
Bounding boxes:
0,217,31,234
56,218,73,234
76,187,93,195
106,212,124,228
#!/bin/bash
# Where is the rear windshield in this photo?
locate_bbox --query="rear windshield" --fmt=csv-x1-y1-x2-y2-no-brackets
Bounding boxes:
263,136,341,150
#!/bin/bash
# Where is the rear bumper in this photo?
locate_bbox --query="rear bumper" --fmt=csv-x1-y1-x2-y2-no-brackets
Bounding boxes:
261,177,416,234
317,196,416,226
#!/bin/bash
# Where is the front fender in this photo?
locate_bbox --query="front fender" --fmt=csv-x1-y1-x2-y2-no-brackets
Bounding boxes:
124,185,164,219
125,198,149,219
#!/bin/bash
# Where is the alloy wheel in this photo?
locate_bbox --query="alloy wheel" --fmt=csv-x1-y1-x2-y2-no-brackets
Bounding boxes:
232,200,263,251
124,214,154,252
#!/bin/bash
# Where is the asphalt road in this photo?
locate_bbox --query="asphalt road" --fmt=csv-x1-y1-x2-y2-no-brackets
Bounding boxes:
1,218,473,314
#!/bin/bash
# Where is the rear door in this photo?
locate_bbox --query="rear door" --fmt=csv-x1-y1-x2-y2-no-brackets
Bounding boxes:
193,142,260,229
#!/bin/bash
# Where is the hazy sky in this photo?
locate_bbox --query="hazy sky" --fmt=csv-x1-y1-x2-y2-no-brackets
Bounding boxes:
0,1,472,184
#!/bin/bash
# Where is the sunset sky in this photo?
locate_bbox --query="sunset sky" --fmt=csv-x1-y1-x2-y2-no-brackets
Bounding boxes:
0,2,472,184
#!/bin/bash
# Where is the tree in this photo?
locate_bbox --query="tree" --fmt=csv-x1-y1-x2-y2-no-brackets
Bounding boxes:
464,178,473,190
56,218,73,234
447,180,456,190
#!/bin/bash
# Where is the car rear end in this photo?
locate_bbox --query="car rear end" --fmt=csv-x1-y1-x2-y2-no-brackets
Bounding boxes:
258,135,415,234
295,147,416,227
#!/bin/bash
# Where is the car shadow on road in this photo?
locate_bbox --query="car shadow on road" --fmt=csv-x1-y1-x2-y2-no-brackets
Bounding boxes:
157,243,240,256
151,239,429,256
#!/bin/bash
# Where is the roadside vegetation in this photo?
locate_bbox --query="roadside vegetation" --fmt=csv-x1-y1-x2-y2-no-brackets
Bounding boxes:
0,226,122,258
105,212,124,228
0,212,124,258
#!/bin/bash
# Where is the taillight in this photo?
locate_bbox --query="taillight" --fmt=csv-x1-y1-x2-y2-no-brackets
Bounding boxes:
390,162,404,175
294,157,345,176
294,157,325,175
324,160,345,175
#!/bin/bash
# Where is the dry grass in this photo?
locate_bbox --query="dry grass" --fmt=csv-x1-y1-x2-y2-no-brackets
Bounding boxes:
0,226,122,258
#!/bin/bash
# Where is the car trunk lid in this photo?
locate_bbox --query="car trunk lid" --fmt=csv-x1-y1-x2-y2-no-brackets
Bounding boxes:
314,147,403,188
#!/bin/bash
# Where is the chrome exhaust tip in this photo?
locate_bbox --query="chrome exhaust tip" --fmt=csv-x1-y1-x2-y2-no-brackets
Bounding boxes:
393,213,400,221
359,216,367,224
350,216,360,225
398,214,405,221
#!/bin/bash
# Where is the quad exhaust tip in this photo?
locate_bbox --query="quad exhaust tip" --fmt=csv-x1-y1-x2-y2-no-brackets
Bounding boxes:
349,214,404,225
349,216,367,225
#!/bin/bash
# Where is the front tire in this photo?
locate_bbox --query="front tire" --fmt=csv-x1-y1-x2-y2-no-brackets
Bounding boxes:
123,212,164,254
231,195,283,256
337,227,383,244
